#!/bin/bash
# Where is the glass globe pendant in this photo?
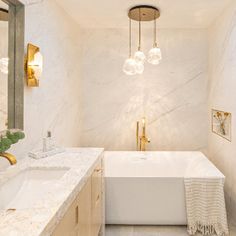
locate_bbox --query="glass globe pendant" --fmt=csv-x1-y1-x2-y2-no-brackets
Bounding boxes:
123,18,137,75
135,61,144,74
134,8,145,73
134,50,145,65
148,45,162,65
148,13,162,65
123,57,137,75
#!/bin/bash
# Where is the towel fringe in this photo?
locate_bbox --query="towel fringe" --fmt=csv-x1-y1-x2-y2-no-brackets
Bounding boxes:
188,222,229,236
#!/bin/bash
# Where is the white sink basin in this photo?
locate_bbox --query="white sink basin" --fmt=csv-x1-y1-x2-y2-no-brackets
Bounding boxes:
0,167,69,210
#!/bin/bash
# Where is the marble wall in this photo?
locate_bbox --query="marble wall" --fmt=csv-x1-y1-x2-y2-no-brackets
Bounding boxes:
78,28,208,151
1,1,234,225
0,0,234,224
0,22,8,131
0,0,82,169
207,0,236,224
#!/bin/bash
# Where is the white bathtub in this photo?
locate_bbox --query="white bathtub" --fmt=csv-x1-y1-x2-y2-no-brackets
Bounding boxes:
104,151,224,225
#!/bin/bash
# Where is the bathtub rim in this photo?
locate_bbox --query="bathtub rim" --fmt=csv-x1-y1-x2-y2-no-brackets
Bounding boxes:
104,151,225,179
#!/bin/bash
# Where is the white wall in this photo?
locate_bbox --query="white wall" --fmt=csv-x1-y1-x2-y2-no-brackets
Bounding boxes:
78,28,208,151
0,0,82,169
0,23,8,131
208,1,236,224
1,0,234,225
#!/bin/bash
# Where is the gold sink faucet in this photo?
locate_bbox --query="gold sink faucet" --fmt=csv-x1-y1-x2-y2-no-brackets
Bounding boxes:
0,153,17,165
136,117,150,151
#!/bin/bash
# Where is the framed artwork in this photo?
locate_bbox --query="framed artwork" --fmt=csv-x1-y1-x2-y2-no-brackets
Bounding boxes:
212,109,231,142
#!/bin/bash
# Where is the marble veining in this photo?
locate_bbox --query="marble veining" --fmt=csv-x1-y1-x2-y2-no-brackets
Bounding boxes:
0,148,104,236
0,22,8,132
78,28,208,152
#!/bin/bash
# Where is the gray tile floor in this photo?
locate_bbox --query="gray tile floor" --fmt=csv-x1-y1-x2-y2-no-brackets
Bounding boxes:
106,224,236,236
106,225,188,236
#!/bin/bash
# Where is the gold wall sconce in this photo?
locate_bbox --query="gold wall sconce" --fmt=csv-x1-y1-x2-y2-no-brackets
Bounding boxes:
25,43,43,87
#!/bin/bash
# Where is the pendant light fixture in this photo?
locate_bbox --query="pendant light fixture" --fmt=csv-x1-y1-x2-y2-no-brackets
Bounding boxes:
123,18,137,75
123,5,161,75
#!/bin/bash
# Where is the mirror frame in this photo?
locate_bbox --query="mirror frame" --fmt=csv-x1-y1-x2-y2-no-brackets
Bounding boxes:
2,0,24,130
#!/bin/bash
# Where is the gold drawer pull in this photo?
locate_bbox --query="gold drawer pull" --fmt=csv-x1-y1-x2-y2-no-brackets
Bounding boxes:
75,206,79,224
95,168,102,173
96,194,100,204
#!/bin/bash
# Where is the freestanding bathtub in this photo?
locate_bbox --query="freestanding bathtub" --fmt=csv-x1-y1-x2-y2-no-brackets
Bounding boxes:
104,151,224,225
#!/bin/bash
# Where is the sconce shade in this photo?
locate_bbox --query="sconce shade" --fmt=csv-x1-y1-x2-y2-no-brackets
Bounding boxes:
0,57,9,75
26,43,43,87
29,51,43,78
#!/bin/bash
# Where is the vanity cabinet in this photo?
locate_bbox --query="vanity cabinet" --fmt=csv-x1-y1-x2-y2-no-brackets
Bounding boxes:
52,160,103,236
77,178,92,236
91,162,102,236
52,196,79,236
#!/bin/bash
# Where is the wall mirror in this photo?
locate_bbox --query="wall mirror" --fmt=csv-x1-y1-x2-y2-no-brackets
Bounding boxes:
0,0,24,131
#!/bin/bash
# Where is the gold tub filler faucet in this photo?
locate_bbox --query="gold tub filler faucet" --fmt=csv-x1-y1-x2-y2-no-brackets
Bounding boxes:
136,117,151,151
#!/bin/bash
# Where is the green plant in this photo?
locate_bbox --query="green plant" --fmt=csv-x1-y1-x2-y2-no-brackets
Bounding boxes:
0,130,25,153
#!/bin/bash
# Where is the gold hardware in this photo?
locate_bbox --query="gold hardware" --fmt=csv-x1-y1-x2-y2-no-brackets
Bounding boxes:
95,168,102,173
128,5,160,22
25,43,43,87
136,117,151,151
0,152,17,165
96,194,100,205
7,208,16,212
75,206,79,224
136,121,139,148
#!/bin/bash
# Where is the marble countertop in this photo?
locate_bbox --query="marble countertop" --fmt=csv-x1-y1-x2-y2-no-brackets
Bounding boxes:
0,148,104,236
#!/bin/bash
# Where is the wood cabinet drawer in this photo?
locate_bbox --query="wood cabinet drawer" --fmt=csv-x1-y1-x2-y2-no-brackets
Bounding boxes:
52,198,79,236
91,161,102,236
91,161,102,207
92,191,102,236
53,178,92,236
53,159,103,236
77,177,92,236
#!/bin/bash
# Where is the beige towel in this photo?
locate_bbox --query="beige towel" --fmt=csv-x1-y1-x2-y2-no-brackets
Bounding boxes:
184,178,229,236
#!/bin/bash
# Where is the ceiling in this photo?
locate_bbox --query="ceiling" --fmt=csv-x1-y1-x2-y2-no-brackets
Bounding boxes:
56,0,232,29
